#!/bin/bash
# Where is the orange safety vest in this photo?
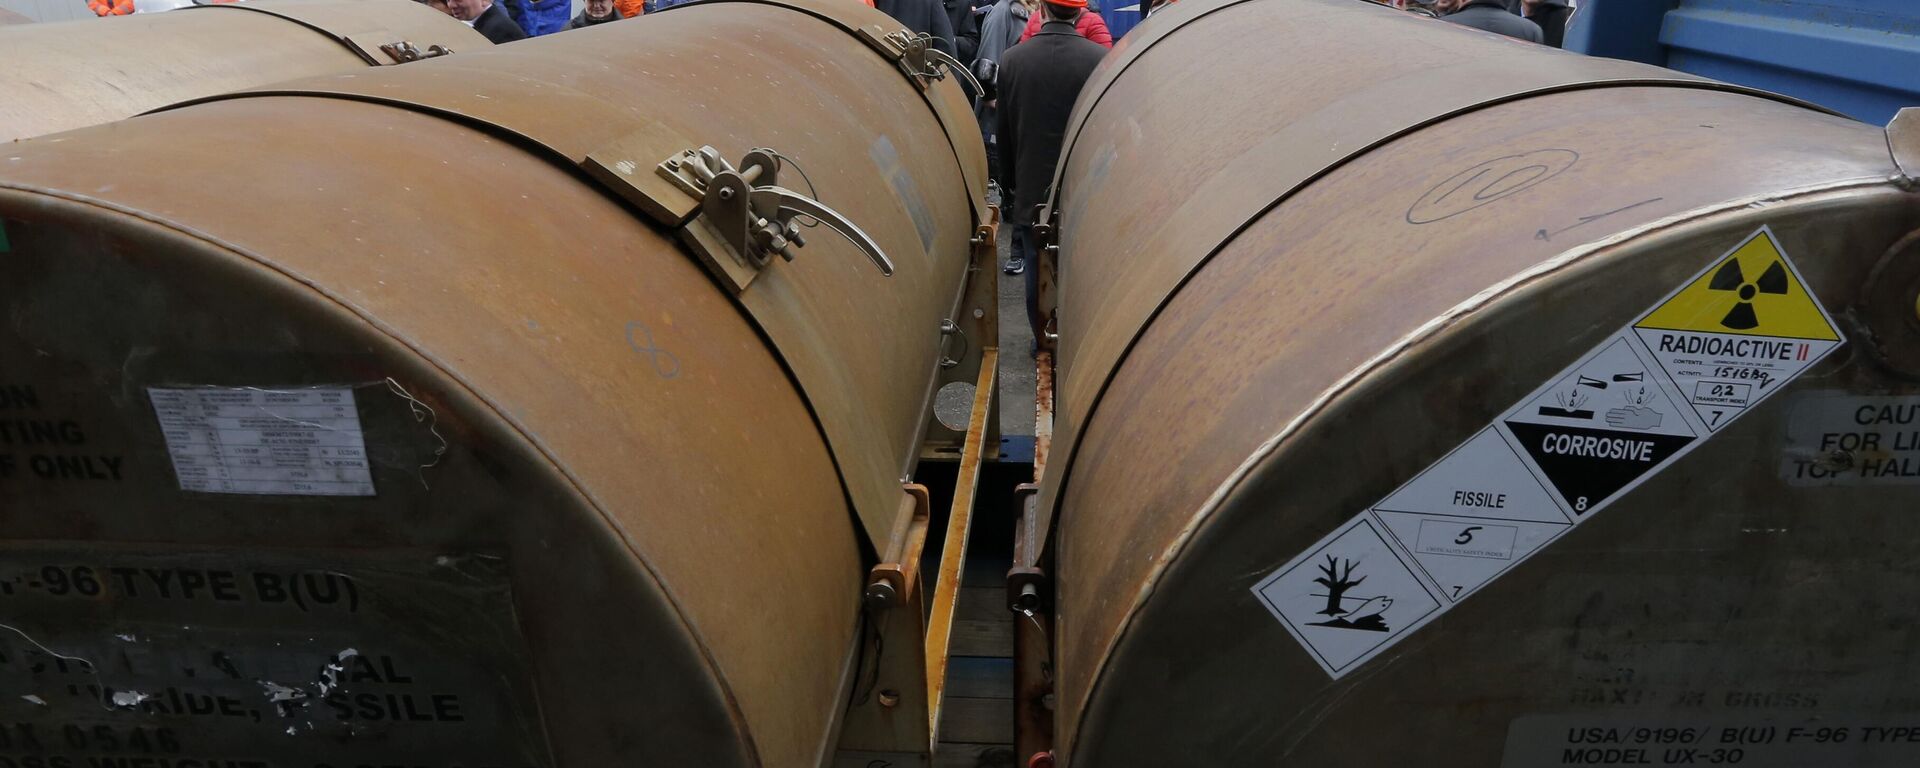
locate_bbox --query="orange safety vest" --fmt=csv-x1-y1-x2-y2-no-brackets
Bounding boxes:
614,0,642,18
87,0,134,15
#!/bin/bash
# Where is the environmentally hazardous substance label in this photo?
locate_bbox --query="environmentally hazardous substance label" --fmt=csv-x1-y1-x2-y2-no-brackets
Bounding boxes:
1253,226,1844,678
1781,392,1920,485
1251,517,1441,675
1502,714,1920,767
150,387,375,496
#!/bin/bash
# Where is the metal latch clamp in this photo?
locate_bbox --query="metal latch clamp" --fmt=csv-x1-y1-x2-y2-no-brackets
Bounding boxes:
657,146,894,292
378,41,455,63
863,29,984,97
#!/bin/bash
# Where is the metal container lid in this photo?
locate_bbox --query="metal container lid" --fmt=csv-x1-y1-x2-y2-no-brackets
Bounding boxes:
0,0,490,143
0,3,982,764
1039,1,1920,763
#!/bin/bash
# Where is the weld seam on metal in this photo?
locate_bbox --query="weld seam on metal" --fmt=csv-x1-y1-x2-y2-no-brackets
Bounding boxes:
0,180,763,766
695,0,990,227
1064,175,1897,758
1041,77,1835,525
183,2,381,65
157,83,893,561
1042,2,1834,219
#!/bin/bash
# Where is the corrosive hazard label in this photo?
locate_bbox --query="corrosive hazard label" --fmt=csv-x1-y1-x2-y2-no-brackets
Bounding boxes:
1501,336,1698,517
1253,226,1843,678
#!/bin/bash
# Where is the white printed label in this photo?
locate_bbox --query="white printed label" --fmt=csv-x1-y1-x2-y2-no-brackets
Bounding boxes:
1781,393,1920,485
1253,226,1844,678
149,387,375,496
1503,714,1920,767
1499,333,1700,521
1252,516,1442,677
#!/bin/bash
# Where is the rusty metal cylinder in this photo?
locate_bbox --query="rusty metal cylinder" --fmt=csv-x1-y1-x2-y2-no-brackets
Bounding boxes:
0,3,982,766
1041,0,1920,764
0,0,489,143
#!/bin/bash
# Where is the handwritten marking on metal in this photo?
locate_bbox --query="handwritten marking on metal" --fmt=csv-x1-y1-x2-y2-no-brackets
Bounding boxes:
625,321,682,379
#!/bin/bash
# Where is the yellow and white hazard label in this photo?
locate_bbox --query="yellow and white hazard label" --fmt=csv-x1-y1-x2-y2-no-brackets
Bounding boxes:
1636,228,1840,341
1632,228,1844,432
1253,225,1845,679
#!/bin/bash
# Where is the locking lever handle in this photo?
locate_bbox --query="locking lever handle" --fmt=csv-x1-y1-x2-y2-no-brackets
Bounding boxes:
751,186,894,276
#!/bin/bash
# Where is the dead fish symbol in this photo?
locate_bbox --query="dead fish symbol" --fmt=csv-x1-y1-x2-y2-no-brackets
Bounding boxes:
1342,596,1392,621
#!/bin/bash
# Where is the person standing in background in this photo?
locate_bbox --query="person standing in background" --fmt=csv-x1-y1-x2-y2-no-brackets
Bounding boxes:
570,0,623,28
976,0,1032,66
1016,0,1111,46
946,0,981,61
876,0,959,54
974,0,1034,177
86,0,134,15
995,0,1105,295
1525,0,1573,47
1444,0,1541,42
447,0,526,43
504,0,569,36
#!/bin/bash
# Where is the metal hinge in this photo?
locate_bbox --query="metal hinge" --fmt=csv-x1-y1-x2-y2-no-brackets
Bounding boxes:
861,29,982,95
655,146,893,292
1889,107,1920,186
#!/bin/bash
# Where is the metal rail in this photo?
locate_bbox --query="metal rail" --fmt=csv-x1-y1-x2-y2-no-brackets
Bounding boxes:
925,345,998,742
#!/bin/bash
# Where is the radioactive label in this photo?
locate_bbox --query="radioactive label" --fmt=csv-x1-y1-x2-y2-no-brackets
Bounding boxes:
1632,228,1843,432
1254,226,1844,679
1636,228,1839,340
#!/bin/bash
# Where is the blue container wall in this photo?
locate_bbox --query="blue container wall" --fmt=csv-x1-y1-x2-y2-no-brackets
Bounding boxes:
1105,2,1142,39
1567,0,1920,124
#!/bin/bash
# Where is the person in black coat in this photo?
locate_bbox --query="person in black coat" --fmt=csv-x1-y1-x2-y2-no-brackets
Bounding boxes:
875,0,958,55
448,0,527,43
1445,0,1541,43
1525,0,1573,48
945,0,981,62
994,0,1106,332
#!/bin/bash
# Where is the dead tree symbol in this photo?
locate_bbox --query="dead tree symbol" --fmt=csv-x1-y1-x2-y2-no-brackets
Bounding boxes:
1315,555,1365,616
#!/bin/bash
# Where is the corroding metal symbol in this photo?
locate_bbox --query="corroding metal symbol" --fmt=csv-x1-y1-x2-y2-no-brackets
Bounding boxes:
626,321,681,379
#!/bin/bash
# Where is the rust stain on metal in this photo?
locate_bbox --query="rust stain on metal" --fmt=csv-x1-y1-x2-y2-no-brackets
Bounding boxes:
0,2,984,763
1014,606,1053,767
1033,350,1055,482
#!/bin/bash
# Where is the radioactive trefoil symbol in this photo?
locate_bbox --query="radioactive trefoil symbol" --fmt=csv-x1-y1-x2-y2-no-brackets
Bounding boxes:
1708,257,1789,330
1307,556,1392,633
